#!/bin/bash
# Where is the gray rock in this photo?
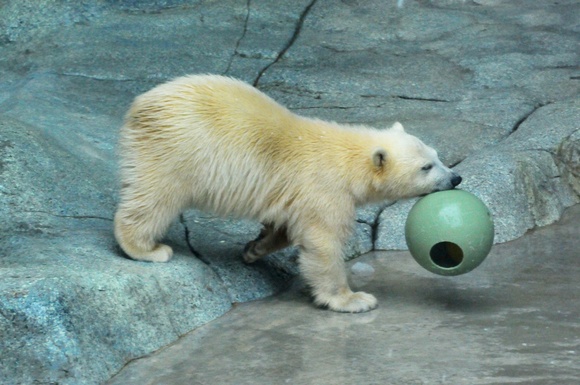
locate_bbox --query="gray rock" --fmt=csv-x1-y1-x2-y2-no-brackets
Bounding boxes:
558,129,580,196
0,227,232,385
180,211,293,304
375,199,417,251
345,221,373,260
376,99,580,250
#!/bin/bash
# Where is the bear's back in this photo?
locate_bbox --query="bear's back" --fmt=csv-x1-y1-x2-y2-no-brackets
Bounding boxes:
126,75,315,159
136,75,292,131
121,76,323,217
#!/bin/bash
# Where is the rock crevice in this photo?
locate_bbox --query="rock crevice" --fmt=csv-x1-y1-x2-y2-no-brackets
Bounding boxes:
253,0,318,86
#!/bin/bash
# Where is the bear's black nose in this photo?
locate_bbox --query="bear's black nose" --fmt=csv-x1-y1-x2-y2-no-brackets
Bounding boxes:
451,175,462,187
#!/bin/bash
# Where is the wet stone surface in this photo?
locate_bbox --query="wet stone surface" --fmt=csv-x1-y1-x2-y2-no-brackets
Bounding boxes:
109,205,580,385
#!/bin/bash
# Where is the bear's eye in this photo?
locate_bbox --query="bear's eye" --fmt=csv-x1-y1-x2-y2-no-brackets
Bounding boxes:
421,164,433,171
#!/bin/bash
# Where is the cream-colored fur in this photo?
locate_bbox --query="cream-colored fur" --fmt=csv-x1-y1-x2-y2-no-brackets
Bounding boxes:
114,74,461,313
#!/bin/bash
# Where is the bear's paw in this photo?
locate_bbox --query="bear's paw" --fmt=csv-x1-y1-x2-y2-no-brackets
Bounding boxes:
322,291,378,313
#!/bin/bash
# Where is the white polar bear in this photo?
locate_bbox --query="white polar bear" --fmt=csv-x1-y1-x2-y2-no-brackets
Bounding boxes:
114,75,461,313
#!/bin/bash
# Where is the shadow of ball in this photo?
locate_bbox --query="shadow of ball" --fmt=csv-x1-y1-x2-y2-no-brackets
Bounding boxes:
405,190,494,276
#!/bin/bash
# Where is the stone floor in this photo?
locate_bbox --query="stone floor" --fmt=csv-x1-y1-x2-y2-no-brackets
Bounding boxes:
108,204,580,385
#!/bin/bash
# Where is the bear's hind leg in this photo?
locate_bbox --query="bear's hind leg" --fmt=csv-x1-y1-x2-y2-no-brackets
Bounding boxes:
114,201,179,263
298,227,378,313
243,223,290,263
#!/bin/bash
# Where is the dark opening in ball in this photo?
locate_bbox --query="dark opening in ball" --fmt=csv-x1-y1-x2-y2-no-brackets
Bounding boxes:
429,241,464,268
405,190,494,276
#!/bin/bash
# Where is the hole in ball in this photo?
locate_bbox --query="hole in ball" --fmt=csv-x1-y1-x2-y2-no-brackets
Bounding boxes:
430,242,464,268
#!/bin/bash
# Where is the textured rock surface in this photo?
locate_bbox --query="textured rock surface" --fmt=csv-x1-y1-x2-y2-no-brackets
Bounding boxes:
0,0,579,384
107,205,580,385
377,98,580,249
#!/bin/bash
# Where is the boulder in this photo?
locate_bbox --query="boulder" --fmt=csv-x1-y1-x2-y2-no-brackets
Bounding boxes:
376,99,580,250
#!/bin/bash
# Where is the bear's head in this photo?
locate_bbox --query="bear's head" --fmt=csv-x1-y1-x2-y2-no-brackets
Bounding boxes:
370,122,461,200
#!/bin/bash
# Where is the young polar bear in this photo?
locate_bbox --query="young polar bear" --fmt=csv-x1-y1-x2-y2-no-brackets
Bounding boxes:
114,75,461,313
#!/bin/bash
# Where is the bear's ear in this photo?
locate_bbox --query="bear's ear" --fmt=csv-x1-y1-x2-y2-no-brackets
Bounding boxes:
372,147,388,168
392,122,405,132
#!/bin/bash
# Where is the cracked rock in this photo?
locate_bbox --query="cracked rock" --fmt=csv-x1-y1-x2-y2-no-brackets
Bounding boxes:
558,130,580,196
376,99,580,250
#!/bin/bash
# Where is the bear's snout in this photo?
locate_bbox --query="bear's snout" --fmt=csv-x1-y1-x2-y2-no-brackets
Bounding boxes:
451,174,462,187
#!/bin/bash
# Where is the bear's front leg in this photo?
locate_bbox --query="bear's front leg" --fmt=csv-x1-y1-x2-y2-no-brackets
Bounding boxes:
298,227,378,313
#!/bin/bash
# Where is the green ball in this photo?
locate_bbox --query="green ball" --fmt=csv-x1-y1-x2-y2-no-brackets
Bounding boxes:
405,190,494,276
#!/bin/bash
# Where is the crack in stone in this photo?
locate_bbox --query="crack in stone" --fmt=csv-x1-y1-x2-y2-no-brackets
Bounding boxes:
253,0,318,87
290,95,452,111
179,215,235,303
392,95,451,103
281,89,457,112
356,217,380,251
179,214,210,265
510,102,552,134
291,105,361,111
357,201,396,250
448,159,464,168
223,0,251,75
369,205,388,251
522,148,557,156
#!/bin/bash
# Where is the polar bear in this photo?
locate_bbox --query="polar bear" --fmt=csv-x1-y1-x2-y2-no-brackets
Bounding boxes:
114,75,461,313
